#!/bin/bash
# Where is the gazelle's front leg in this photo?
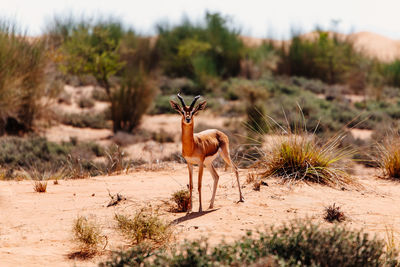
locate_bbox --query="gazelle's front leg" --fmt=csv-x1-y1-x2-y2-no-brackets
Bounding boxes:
198,162,204,212
187,163,193,213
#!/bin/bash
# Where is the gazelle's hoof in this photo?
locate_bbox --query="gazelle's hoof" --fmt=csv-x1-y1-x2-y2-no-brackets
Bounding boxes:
198,207,203,212
208,205,213,209
238,197,244,203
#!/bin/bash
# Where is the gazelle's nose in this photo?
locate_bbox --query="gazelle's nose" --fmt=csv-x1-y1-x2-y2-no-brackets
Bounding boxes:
185,117,191,123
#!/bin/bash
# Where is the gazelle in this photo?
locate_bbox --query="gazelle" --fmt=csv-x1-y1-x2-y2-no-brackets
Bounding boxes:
170,93,244,212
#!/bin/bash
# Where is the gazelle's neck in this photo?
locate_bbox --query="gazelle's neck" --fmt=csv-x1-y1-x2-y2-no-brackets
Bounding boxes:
181,119,194,157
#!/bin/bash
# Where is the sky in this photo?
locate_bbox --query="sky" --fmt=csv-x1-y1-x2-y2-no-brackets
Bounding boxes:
0,0,399,39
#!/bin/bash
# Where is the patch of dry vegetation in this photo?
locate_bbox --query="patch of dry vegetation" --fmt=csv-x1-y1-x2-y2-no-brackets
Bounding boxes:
324,203,346,223
171,189,190,212
254,131,356,188
115,210,171,247
377,136,400,179
71,216,105,259
33,181,47,193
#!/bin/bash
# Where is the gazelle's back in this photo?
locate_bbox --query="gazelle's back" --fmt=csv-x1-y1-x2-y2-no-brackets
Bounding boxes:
194,129,229,158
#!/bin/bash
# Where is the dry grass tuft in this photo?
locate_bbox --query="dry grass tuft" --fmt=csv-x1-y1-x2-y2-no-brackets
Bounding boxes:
253,181,261,191
171,189,190,212
253,132,355,189
384,225,398,256
107,191,126,207
324,203,346,223
377,136,400,179
33,181,47,193
115,210,171,247
246,172,256,184
72,216,104,256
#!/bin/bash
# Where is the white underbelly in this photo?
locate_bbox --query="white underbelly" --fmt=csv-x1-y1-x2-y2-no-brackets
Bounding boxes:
184,151,219,165
184,156,201,164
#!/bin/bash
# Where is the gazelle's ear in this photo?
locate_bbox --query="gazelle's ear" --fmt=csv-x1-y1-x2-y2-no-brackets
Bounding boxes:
170,100,184,115
193,101,207,115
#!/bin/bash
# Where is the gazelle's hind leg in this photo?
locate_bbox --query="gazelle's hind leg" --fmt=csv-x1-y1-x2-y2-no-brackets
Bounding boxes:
219,144,244,202
205,161,219,209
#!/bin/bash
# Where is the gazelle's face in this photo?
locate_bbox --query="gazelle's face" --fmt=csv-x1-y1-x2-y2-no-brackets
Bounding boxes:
170,94,207,125
182,107,194,124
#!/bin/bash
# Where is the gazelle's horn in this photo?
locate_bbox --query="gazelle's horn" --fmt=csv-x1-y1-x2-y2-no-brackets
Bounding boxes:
189,95,201,110
177,93,186,107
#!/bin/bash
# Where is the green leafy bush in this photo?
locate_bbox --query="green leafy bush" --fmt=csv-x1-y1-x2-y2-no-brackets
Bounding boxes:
156,12,244,90
51,16,157,133
278,31,364,86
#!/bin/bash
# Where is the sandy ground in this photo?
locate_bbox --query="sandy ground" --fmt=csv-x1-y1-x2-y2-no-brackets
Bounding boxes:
1,163,400,266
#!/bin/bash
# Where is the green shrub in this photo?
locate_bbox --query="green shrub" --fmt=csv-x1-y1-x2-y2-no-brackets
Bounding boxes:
115,210,171,245
110,70,156,132
91,86,109,101
73,216,103,252
77,96,95,108
61,112,110,129
150,95,176,114
52,16,157,133
156,12,244,89
381,60,400,87
101,220,397,266
0,136,104,176
278,31,364,86
58,17,124,94
159,77,198,95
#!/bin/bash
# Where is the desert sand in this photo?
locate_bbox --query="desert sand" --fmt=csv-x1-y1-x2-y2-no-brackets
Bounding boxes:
1,162,400,266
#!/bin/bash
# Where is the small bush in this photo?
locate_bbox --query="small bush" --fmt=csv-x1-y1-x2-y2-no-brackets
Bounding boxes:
73,216,103,253
61,112,110,129
110,71,156,132
171,189,190,212
101,220,397,266
278,31,364,86
324,203,346,223
253,131,355,188
0,21,49,135
77,96,95,108
91,87,109,102
377,136,400,179
149,95,177,114
156,12,244,84
253,181,261,191
102,145,130,175
115,210,171,246
0,136,105,178
33,181,47,193
152,129,174,143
